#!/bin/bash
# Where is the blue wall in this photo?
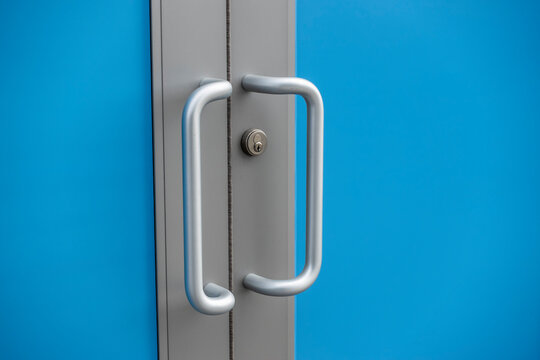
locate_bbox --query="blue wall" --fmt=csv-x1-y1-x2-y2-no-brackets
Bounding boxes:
296,1,540,359
0,1,157,359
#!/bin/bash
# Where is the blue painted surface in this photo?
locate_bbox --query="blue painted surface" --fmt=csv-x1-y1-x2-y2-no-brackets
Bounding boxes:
0,1,157,359
296,1,540,359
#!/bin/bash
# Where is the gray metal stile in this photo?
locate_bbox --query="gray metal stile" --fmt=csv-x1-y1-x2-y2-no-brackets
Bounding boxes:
231,1,296,359
151,0,230,358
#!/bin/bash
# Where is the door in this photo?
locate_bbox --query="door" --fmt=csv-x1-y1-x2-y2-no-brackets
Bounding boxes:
0,2,157,359
296,1,540,359
2,1,539,360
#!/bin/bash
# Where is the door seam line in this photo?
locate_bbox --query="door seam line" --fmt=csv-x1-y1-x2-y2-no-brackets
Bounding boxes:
226,0,234,359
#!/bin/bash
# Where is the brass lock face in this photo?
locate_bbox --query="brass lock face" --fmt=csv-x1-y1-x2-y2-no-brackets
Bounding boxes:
241,128,267,156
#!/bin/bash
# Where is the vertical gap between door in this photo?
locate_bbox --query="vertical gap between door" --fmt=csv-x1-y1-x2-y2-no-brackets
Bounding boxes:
226,0,234,359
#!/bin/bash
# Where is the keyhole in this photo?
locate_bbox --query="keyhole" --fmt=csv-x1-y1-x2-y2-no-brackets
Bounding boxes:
254,141,263,152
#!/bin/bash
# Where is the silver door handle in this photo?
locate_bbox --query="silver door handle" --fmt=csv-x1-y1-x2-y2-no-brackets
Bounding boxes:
182,78,235,315
241,74,324,296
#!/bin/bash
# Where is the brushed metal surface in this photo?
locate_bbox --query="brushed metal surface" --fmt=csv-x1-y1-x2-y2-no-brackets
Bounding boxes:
230,1,296,359
151,0,230,358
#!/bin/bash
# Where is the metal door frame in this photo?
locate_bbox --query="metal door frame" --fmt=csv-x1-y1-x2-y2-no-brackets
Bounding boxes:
151,0,295,359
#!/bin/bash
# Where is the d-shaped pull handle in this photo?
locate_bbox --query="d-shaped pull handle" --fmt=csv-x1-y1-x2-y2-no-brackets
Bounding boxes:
182,79,235,315
241,74,324,296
